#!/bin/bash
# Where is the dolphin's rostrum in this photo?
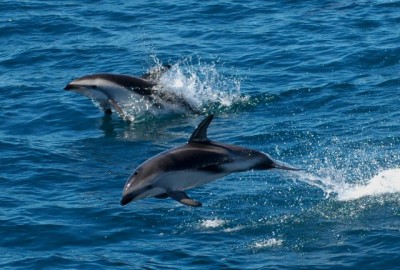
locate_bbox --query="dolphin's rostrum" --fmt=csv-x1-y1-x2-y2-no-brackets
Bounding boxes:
120,115,300,207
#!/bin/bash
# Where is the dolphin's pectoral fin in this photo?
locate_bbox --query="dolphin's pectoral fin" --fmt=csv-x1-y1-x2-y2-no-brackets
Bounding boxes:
155,193,169,199
98,100,112,114
167,191,202,207
108,99,129,121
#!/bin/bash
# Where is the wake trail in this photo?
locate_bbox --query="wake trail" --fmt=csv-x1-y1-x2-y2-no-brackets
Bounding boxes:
294,168,400,201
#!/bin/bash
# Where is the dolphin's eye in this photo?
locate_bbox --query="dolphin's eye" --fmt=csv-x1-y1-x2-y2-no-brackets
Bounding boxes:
91,85,97,89
134,171,139,176
147,185,153,190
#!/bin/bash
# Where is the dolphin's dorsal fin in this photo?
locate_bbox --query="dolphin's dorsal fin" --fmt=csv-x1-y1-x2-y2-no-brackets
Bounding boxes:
188,115,214,143
141,64,171,81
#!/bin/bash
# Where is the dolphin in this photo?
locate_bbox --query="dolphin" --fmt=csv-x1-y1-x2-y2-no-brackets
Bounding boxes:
120,115,300,207
64,65,195,118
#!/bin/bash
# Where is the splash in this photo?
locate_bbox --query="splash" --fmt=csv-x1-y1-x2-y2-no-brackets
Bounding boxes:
117,95,158,122
296,168,400,201
119,57,249,121
156,57,248,113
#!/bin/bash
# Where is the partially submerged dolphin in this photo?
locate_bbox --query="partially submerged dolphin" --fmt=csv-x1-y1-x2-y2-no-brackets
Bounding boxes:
120,115,300,207
64,65,195,119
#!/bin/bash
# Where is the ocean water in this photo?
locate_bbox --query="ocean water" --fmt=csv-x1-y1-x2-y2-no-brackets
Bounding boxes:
1,0,400,269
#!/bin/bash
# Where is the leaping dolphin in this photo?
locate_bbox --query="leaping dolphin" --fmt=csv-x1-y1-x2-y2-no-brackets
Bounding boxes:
120,115,300,207
64,65,196,119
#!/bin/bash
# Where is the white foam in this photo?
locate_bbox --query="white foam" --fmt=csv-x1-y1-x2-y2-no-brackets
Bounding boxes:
252,238,283,249
296,168,400,201
337,168,400,201
223,226,244,233
199,218,226,229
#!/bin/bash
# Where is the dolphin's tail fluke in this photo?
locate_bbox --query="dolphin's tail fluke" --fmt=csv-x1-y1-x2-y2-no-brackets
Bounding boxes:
255,153,302,171
271,161,302,171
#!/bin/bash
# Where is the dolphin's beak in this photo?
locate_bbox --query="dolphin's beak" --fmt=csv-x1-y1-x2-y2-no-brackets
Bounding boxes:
64,83,76,90
64,83,86,91
120,194,134,205
120,185,149,206
120,188,138,205
65,80,95,91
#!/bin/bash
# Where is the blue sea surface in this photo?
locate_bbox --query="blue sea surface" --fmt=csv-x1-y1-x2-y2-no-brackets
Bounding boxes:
1,1,400,269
